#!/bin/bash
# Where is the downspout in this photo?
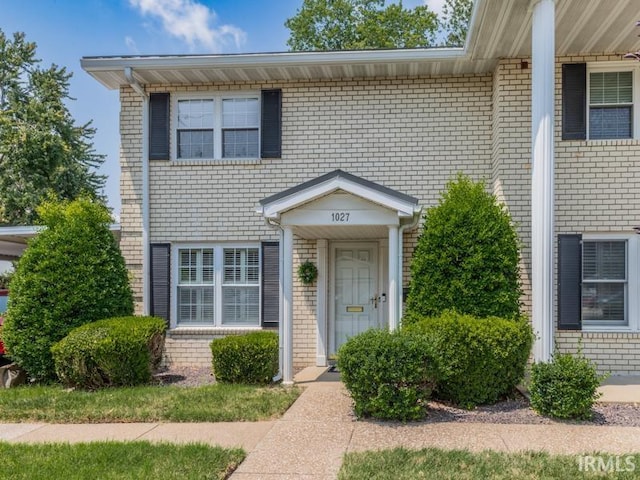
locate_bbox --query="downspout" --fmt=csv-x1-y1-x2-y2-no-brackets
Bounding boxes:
397,208,422,326
263,216,284,382
124,67,150,315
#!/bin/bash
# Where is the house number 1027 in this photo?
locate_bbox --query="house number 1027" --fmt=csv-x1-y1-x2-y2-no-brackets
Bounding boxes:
331,212,350,222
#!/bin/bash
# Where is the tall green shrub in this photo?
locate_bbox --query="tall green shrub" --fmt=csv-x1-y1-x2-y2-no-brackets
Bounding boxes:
2,198,133,382
405,174,522,319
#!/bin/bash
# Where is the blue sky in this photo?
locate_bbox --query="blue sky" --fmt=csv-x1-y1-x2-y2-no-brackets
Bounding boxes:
0,0,444,216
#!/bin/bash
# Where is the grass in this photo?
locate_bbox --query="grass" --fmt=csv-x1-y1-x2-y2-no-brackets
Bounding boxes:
0,383,300,423
339,448,640,480
0,441,244,480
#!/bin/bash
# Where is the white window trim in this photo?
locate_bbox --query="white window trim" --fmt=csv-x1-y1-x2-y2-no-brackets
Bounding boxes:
171,243,262,329
172,91,261,161
587,62,640,140
581,233,639,332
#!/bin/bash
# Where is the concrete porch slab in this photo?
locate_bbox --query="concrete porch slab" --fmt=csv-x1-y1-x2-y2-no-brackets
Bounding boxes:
599,376,640,404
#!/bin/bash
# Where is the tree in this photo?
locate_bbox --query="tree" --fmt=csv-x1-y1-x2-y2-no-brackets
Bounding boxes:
285,0,438,51
0,30,105,226
405,174,522,320
439,0,473,47
2,198,133,382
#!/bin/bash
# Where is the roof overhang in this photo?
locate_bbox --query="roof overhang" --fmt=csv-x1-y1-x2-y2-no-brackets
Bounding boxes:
81,0,640,89
0,224,121,261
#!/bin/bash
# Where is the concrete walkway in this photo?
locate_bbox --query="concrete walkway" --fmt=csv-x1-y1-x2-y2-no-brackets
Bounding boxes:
1,367,640,479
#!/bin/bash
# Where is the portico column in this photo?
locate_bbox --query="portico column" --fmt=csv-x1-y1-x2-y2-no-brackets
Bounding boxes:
282,226,294,384
388,225,399,331
531,0,555,362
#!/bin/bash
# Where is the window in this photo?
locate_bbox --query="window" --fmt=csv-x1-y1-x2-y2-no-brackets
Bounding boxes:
175,245,260,327
177,248,214,324
589,71,633,139
582,240,627,327
222,248,260,325
175,93,260,160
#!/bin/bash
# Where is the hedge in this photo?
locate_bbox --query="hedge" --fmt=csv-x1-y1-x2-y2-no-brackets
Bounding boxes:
210,331,278,384
51,316,166,389
337,329,437,421
405,311,533,409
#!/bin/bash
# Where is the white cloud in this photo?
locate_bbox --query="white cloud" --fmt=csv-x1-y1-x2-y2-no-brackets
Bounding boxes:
129,0,247,52
124,36,140,54
424,0,447,16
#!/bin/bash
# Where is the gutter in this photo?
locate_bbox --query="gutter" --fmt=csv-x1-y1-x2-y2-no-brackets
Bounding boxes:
124,67,150,315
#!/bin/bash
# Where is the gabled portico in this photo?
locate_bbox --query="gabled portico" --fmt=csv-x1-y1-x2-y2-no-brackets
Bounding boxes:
257,170,421,384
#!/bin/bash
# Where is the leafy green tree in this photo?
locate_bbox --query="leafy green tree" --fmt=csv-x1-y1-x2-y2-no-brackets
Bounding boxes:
2,198,133,382
0,29,105,225
285,0,438,50
439,0,473,47
405,174,522,319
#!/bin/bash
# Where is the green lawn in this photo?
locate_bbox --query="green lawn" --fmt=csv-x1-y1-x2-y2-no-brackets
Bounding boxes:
0,384,300,422
339,448,640,480
0,441,244,480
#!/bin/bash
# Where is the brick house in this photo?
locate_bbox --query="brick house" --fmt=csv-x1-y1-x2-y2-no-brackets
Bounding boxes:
79,0,640,383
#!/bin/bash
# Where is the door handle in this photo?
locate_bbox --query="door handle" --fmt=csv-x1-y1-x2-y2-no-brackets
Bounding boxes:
370,295,378,309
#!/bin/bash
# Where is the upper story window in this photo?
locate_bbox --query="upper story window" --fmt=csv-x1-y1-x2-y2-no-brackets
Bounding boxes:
174,93,260,160
588,71,633,140
561,62,639,141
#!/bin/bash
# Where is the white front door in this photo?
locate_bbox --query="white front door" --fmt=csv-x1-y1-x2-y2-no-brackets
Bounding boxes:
331,243,380,353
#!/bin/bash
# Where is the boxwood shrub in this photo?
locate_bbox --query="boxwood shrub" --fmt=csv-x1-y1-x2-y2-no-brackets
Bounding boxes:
337,329,437,421
51,316,166,389
210,331,278,385
405,311,533,409
529,350,606,420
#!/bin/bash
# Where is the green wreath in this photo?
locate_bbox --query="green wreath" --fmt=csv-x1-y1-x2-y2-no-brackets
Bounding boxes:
297,261,318,285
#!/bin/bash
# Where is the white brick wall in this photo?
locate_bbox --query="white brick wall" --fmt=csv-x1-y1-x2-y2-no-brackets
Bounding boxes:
492,55,640,375
120,58,640,374
120,75,493,368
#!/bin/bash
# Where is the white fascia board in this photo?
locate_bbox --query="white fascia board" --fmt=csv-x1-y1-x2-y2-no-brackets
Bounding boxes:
81,48,467,74
0,225,43,237
263,178,416,219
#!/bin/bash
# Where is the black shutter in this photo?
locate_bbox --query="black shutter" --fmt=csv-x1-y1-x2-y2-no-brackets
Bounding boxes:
558,234,582,330
562,63,587,140
150,243,171,324
149,93,170,160
262,241,280,327
261,89,282,158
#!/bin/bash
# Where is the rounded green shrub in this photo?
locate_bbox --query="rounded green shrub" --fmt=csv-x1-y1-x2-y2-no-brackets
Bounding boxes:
529,350,605,420
210,331,278,384
51,316,166,389
2,198,134,382
405,174,522,320
337,329,437,421
405,311,533,409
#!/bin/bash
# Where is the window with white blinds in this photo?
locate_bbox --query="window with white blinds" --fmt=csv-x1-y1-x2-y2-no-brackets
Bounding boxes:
582,240,627,326
589,71,633,140
222,248,260,325
175,245,260,327
177,248,215,324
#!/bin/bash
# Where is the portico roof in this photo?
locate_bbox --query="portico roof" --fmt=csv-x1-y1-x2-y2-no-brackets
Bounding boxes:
81,0,640,88
257,169,420,220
